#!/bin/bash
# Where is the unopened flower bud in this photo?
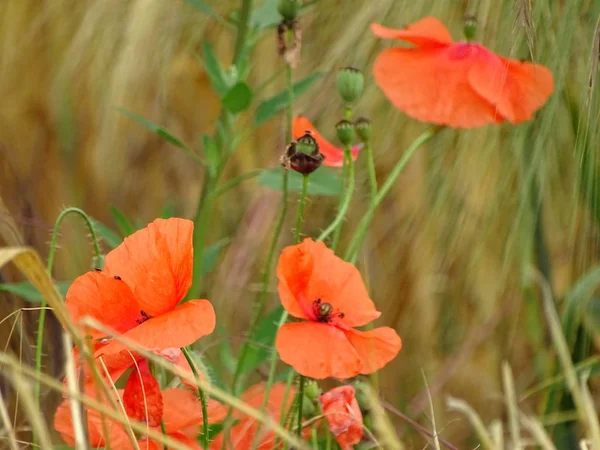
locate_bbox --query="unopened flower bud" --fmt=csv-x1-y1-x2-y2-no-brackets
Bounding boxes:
354,117,372,143
337,67,364,104
304,380,322,401
336,120,355,146
352,380,370,412
278,0,300,22
464,16,477,41
301,396,317,418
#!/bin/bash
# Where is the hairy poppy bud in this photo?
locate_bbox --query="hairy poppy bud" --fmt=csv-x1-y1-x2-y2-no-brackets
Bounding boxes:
463,16,477,41
354,117,372,143
278,0,300,22
337,67,364,104
304,380,322,401
336,120,355,146
301,395,317,418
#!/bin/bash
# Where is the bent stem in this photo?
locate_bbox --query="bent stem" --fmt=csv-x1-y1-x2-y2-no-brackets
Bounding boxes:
35,207,102,412
181,347,209,450
317,144,355,248
344,128,439,263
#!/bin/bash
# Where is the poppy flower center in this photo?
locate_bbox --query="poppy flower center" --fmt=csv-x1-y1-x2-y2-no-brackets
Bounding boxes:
312,299,345,324
135,310,152,325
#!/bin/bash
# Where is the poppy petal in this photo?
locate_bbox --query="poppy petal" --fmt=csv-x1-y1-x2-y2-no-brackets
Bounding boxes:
276,322,361,379
156,347,206,391
469,55,554,124
104,218,193,317
319,386,363,450
161,388,227,432
123,361,164,427
293,116,360,167
344,327,401,374
97,300,216,355
373,45,504,128
371,17,453,47
278,239,380,327
65,271,141,339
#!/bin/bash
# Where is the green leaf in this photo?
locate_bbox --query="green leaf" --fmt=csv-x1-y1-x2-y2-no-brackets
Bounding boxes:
115,108,187,150
582,295,600,349
0,281,71,303
91,219,122,249
223,82,253,114
250,0,281,29
255,72,324,126
561,265,600,349
202,238,230,275
200,41,229,96
109,205,135,237
259,167,342,196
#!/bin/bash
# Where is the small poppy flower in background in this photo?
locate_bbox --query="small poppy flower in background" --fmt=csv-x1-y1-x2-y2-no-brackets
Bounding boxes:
371,17,554,128
54,371,227,449
293,116,362,167
319,385,363,450
275,238,401,380
65,218,216,357
210,382,297,449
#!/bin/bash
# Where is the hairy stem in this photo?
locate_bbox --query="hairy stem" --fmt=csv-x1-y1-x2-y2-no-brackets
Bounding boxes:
181,347,209,450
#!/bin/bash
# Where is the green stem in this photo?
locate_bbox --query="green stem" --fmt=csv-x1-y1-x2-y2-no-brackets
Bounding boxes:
233,0,253,65
181,347,209,450
318,144,355,247
36,207,102,411
296,375,305,437
160,420,169,450
344,128,439,263
365,141,378,200
294,175,310,243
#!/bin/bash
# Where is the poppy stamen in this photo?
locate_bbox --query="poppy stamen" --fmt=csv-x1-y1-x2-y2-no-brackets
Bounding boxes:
113,275,122,280
135,310,152,325
312,299,343,324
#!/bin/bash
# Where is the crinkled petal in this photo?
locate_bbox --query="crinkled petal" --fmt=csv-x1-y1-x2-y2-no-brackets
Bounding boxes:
344,327,401,374
97,300,216,355
104,218,193,316
123,361,164,427
276,322,361,379
319,386,363,450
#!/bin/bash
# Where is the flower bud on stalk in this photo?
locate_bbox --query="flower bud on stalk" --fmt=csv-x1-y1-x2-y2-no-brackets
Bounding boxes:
278,0,300,22
354,117,372,143
463,16,477,41
337,67,364,104
336,120,355,147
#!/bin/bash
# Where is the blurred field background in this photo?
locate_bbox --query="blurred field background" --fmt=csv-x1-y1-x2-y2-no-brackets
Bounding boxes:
1,0,600,448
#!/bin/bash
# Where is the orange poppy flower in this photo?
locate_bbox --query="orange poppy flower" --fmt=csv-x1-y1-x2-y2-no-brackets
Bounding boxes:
65,218,216,357
293,116,361,167
55,368,227,449
319,385,363,450
371,17,554,128
210,383,297,449
275,238,401,380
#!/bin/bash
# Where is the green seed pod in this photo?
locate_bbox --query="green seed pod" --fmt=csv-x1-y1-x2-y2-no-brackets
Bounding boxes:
301,396,317,418
336,119,355,146
464,16,477,41
355,117,372,143
278,0,300,22
304,380,322,401
336,67,364,104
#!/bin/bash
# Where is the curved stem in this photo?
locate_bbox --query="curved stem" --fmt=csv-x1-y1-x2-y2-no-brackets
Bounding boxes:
181,347,209,450
36,207,102,410
344,128,439,263
317,144,355,246
294,175,310,243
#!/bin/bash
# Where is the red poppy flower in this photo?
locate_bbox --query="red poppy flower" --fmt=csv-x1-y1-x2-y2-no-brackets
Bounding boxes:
65,218,216,357
275,238,401,380
319,385,363,450
293,116,362,167
55,368,227,449
371,17,554,128
210,383,296,449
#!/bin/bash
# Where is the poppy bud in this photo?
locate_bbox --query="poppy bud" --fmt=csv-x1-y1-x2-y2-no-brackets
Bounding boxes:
463,16,477,41
352,380,370,412
336,67,364,104
301,396,317,418
304,380,322,401
354,117,372,143
336,120,355,146
277,0,300,22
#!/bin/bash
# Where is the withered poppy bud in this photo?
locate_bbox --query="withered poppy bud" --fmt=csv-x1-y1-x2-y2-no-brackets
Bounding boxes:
290,151,324,175
278,0,300,22
354,117,372,143
463,16,477,41
337,67,364,104
281,137,324,175
336,120,355,146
